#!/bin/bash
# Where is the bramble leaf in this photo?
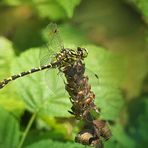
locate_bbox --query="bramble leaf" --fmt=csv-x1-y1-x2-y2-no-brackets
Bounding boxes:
11,48,71,117
0,37,24,114
0,107,20,148
85,45,124,120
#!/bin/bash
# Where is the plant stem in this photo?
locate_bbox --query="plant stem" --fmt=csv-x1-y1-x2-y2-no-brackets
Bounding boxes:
18,112,37,148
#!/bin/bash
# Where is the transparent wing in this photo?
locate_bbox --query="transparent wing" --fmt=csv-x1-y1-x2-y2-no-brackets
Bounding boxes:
39,44,56,66
44,68,66,96
46,23,64,52
39,23,64,66
85,68,100,94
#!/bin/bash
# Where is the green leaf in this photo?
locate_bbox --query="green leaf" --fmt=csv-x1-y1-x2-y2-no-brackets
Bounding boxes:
0,107,20,148
56,0,81,18
0,37,24,114
127,96,148,147
105,122,136,148
127,0,148,23
24,139,84,148
110,122,136,148
0,37,14,78
1,0,80,20
11,48,71,117
34,0,80,19
85,45,124,120
34,1,67,20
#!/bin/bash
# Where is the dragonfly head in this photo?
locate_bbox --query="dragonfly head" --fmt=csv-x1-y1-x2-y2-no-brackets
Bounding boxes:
77,47,88,59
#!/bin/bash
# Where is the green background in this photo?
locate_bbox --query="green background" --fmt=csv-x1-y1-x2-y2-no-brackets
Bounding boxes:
0,0,148,147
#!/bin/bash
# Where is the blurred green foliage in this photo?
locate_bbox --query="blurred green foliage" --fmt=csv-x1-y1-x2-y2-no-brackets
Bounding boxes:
0,0,148,148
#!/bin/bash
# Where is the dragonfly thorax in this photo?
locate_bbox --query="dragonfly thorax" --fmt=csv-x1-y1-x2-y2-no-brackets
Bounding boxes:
55,47,87,62
62,47,88,59
53,47,87,72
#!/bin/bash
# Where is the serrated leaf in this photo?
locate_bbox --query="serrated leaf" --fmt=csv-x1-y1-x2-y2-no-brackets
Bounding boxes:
0,37,14,78
0,107,20,148
24,139,84,148
85,45,124,120
0,37,24,113
11,48,71,117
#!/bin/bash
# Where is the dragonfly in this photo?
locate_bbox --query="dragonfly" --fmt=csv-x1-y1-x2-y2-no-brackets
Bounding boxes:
0,23,88,89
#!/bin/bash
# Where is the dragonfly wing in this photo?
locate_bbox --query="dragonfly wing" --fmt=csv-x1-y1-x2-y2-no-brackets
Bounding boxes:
44,69,65,96
85,68,100,94
40,23,64,66
39,44,55,66
46,23,64,53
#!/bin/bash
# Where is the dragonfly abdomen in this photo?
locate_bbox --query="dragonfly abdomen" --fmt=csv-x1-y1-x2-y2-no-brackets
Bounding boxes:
0,63,53,89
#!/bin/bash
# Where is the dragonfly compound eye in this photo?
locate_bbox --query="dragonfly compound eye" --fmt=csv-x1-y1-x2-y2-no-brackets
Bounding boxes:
82,48,88,58
77,47,88,58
